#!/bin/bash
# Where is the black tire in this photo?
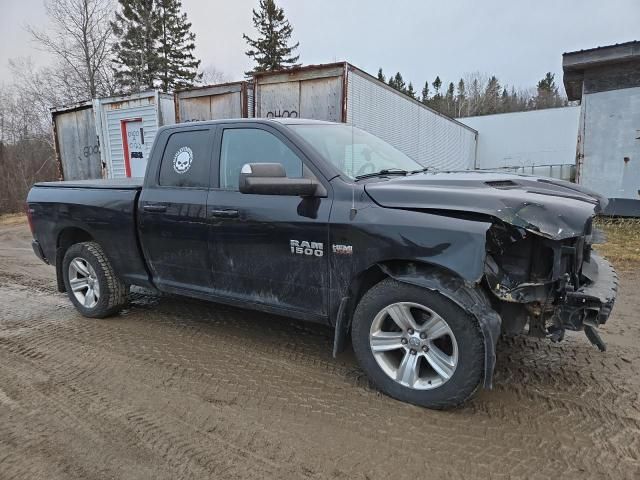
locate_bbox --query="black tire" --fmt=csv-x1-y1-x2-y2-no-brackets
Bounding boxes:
62,241,127,318
351,278,484,409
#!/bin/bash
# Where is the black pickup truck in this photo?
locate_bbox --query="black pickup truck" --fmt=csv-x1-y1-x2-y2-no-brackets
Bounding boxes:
27,118,617,408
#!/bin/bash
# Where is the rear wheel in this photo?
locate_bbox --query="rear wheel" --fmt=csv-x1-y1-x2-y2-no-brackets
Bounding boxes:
62,241,127,318
351,278,484,409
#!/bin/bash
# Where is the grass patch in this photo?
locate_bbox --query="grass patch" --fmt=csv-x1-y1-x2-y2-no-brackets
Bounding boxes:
0,213,26,226
594,217,640,271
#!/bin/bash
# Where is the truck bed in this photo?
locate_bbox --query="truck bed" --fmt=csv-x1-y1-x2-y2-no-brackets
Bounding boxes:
34,178,143,190
27,179,149,289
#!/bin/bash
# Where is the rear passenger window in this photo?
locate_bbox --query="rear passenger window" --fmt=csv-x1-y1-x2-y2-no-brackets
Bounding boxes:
159,130,211,188
219,128,303,190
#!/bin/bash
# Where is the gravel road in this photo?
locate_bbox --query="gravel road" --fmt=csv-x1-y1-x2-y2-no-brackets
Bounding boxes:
1,219,639,479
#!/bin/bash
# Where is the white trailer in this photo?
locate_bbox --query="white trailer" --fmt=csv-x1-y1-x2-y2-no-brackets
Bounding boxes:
216,62,478,171
94,90,175,178
459,106,581,181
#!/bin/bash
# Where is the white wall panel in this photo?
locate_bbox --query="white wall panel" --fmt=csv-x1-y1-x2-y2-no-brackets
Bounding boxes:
460,107,580,171
580,87,640,200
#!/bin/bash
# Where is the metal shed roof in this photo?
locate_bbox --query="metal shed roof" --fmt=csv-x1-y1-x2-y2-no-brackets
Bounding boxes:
562,40,640,100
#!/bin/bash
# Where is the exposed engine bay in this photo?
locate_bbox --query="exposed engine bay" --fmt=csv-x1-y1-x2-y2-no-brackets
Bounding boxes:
484,217,617,350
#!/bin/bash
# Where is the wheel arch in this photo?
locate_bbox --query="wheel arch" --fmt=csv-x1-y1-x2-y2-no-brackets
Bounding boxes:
334,260,472,354
378,261,501,389
335,259,501,389
55,227,94,293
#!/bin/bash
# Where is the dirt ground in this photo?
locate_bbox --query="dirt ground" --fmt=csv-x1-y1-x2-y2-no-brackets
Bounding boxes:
1,218,639,479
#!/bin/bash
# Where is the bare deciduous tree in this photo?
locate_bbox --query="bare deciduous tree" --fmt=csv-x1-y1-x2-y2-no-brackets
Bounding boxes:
0,84,57,214
27,0,116,100
198,65,228,85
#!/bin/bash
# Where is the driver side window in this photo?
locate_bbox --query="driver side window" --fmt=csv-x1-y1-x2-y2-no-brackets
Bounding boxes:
219,128,303,190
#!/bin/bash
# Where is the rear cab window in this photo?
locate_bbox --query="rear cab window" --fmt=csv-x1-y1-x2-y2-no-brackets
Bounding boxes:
159,129,211,188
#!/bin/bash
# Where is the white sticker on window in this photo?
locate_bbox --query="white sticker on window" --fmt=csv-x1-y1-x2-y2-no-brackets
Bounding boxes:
173,147,193,174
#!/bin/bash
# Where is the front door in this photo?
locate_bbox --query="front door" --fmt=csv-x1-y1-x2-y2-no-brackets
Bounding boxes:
138,126,215,292
207,124,331,318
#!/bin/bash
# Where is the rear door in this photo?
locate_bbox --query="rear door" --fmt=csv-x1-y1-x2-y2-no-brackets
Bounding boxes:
206,123,332,318
138,125,215,293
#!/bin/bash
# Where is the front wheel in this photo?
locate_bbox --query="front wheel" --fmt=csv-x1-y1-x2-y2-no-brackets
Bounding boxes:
351,278,485,409
62,241,127,318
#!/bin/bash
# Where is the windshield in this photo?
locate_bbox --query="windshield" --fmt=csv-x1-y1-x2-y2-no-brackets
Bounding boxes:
289,124,423,179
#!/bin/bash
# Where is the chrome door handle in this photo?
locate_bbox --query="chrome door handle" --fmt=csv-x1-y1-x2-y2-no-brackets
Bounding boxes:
143,204,167,213
209,209,239,218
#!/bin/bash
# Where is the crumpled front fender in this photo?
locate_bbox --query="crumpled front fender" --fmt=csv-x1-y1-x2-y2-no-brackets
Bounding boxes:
378,263,501,389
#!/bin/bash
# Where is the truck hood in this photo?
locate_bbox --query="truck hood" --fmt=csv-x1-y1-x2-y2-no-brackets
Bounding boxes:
364,171,607,240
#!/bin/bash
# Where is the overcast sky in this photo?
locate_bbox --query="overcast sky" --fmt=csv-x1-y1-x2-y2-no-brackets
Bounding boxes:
1,0,639,93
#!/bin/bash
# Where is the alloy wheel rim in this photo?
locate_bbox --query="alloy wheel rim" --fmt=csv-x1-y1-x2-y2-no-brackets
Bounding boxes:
369,302,458,390
68,257,100,309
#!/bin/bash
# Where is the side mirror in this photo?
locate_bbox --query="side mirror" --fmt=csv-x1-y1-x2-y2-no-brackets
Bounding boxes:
239,163,323,197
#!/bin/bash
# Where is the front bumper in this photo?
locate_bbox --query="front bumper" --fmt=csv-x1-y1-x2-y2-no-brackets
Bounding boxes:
557,253,617,332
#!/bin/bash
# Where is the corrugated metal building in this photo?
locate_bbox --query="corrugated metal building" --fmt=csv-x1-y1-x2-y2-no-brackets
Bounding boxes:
459,106,581,181
563,41,640,216
51,101,102,180
251,63,478,171
174,81,253,123
94,90,175,178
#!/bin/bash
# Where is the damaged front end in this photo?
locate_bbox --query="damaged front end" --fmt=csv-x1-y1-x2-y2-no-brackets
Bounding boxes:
484,217,618,350
364,172,618,361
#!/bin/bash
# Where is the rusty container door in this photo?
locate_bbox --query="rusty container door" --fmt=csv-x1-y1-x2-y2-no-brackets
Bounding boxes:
209,91,242,118
254,64,345,121
175,82,249,122
52,103,102,180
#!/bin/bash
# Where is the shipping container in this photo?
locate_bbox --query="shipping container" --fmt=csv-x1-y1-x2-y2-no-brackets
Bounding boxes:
459,106,580,181
93,90,175,178
252,62,478,170
51,101,102,180
174,81,253,122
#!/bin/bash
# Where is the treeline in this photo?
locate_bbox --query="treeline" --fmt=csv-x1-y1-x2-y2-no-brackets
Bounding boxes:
0,86,57,214
377,69,568,118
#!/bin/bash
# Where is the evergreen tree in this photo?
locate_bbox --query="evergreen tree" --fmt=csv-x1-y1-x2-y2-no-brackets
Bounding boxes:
406,82,416,99
534,72,563,109
377,68,385,83
157,0,201,91
421,80,430,105
500,87,510,112
112,0,160,91
243,0,300,74
484,75,501,114
445,82,455,116
430,76,442,111
392,72,406,93
432,76,442,95
455,79,466,116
